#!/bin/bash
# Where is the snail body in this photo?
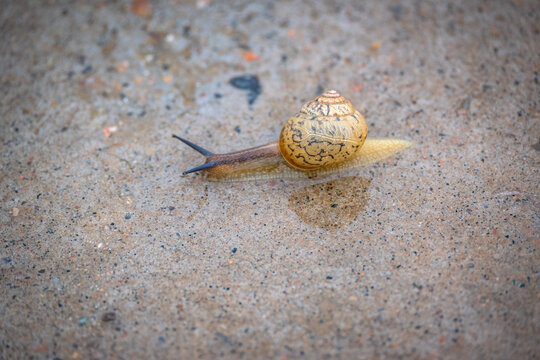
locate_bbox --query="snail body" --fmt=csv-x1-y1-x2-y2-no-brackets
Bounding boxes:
174,90,411,181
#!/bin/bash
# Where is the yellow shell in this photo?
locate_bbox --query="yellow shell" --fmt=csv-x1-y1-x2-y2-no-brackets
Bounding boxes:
278,90,368,170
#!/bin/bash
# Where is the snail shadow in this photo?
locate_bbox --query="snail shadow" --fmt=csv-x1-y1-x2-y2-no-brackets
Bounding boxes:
288,176,371,230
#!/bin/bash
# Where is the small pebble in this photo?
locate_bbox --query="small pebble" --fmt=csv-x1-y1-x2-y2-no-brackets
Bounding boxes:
82,65,92,74
101,312,116,322
102,126,118,139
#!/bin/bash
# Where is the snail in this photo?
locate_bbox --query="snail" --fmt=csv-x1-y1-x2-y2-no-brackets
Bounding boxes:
173,89,411,181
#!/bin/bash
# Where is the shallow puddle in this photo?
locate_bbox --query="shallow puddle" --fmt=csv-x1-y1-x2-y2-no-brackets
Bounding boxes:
288,176,371,230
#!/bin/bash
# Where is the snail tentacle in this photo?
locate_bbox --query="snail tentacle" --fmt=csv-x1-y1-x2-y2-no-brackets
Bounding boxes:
182,161,218,175
172,134,214,156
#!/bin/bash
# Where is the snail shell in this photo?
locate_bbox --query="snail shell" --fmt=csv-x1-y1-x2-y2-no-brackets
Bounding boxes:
279,89,367,170
173,90,411,182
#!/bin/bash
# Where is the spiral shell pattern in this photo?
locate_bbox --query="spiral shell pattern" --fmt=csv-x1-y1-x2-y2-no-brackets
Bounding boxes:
278,90,368,170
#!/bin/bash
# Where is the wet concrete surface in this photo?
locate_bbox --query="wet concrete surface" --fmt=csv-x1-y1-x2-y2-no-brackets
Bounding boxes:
1,0,538,359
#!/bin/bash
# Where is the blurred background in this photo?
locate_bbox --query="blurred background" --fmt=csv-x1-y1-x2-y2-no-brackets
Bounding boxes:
1,0,538,359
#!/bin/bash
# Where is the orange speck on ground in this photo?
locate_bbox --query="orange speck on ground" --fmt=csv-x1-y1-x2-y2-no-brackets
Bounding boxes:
242,51,259,61
162,75,173,83
177,305,183,311
351,84,363,92
520,226,532,236
287,29,297,36
135,76,142,84
371,41,381,50
35,345,48,353
115,61,129,73
103,126,118,139
131,0,152,18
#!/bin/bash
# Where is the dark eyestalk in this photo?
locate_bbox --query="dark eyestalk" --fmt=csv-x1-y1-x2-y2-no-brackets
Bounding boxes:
172,134,216,175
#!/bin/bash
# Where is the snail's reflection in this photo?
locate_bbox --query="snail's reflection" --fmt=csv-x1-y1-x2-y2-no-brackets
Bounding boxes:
288,176,371,230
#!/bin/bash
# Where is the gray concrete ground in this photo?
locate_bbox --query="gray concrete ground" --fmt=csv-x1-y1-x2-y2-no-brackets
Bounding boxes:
1,0,538,359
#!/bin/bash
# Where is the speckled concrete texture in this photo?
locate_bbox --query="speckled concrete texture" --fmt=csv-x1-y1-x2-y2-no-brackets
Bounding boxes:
1,0,538,359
